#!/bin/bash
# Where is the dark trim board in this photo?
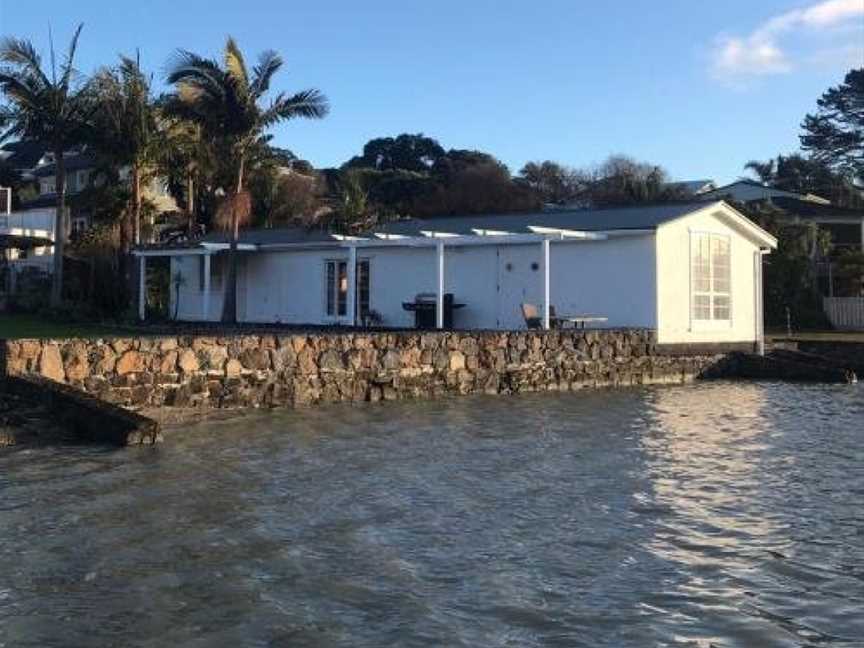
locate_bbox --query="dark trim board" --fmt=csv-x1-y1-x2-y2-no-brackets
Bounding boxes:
655,341,757,356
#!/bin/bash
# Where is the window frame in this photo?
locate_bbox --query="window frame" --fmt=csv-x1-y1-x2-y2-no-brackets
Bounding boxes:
689,231,732,329
323,257,371,321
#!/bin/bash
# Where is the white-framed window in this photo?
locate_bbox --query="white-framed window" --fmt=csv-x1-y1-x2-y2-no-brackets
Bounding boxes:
324,259,370,319
691,232,731,322
40,180,56,195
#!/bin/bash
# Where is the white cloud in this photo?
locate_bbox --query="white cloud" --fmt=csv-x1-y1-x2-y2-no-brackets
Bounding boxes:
710,0,864,83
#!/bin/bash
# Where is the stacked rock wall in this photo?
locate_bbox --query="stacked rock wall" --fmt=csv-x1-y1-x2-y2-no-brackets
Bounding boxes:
3,330,733,411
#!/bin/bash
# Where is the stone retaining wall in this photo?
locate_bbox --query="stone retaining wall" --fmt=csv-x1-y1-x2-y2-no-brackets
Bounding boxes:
2,330,734,412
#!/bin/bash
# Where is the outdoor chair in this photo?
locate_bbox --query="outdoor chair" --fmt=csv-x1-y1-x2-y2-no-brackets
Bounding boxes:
522,303,567,329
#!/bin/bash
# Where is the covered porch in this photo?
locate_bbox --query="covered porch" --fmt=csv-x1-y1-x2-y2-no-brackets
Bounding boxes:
133,226,609,329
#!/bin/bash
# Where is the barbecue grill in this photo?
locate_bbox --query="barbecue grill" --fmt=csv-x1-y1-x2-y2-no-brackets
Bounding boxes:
402,292,465,329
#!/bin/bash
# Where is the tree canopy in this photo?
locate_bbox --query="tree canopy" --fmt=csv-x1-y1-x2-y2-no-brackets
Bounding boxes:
800,68,863,183
744,153,863,208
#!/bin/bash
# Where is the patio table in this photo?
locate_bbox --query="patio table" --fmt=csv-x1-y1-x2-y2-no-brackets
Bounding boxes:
553,315,609,329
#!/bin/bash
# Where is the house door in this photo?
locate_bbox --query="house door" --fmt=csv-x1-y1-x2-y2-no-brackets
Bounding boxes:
496,244,544,329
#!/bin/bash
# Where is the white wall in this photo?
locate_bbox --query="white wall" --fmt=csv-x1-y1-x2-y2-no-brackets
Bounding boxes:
170,255,226,322
223,235,658,330
1,208,55,264
656,207,762,344
242,250,329,324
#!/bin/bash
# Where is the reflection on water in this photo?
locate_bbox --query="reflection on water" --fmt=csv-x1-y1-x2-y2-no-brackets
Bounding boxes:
1,381,863,647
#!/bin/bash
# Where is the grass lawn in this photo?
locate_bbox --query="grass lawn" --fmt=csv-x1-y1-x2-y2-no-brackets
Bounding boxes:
767,330,864,343
0,314,126,340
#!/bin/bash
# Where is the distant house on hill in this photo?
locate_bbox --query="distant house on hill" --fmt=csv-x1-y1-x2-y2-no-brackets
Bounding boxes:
666,179,716,197
698,179,831,206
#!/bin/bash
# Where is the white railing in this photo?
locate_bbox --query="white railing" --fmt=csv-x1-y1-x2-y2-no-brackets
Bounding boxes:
824,297,864,330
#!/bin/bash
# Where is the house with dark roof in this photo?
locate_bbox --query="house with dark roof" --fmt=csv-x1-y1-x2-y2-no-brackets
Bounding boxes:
135,201,777,347
698,179,832,205
0,140,52,180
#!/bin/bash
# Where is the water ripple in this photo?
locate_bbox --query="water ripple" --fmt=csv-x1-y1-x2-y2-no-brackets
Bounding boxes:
1,381,863,647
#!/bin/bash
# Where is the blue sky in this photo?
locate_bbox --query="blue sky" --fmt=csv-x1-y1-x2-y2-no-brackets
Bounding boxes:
1,0,862,183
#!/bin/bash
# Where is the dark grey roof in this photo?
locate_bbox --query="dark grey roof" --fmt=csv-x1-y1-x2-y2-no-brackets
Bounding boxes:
201,227,341,246
772,196,864,220
33,152,97,177
374,202,711,236
0,140,48,170
136,202,718,252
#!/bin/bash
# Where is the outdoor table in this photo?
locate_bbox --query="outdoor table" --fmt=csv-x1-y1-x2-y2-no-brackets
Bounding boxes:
553,315,609,329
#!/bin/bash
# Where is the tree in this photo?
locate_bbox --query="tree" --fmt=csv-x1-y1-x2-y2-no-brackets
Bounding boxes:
166,37,328,322
518,160,584,204
586,155,682,207
744,153,863,208
801,68,863,182
345,133,445,173
248,165,326,228
91,53,162,248
0,24,94,306
740,202,832,328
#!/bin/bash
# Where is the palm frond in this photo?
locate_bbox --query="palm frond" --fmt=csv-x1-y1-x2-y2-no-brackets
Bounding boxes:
59,23,84,91
224,37,249,94
166,50,224,90
261,88,329,126
0,36,51,89
251,49,282,98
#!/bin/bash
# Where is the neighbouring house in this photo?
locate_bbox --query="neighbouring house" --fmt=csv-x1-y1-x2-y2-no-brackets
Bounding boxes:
0,142,179,291
667,179,717,197
135,201,777,347
698,179,832,206
0,140,52,181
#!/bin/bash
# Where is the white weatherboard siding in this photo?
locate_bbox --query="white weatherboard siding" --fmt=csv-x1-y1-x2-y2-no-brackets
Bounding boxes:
655,207,761,344
242,250,329,324
223,237,657,330
171,255,225,322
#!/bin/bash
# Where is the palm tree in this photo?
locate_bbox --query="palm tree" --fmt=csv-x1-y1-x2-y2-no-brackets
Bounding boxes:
91,52,159,247
166,37,328,322
744,159,777,185
0,24,93,306
158,116,209,234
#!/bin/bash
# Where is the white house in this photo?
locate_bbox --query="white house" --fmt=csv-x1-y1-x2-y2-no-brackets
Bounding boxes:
135,201,777,347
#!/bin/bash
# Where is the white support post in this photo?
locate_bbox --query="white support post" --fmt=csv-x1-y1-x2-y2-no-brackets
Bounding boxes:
138,255,146,321
347,245,357,326
202,253,211,321
436,240,445,329
542,238,551,330
757,250,766,356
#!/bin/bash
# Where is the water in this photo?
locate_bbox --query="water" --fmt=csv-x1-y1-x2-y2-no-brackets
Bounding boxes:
1,381,863,647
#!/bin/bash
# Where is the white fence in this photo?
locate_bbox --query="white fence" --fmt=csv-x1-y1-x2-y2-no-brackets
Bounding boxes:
824,297,864,330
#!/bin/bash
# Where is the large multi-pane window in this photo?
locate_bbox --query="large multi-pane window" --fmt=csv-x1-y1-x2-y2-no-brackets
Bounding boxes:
691,233,731,321
325,259,370,318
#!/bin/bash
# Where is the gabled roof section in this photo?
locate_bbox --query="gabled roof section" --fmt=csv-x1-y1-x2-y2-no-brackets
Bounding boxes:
0,140,49,170
681,201,778,249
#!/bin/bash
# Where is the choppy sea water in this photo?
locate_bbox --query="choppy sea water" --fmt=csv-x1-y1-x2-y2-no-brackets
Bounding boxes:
1,381,863,647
